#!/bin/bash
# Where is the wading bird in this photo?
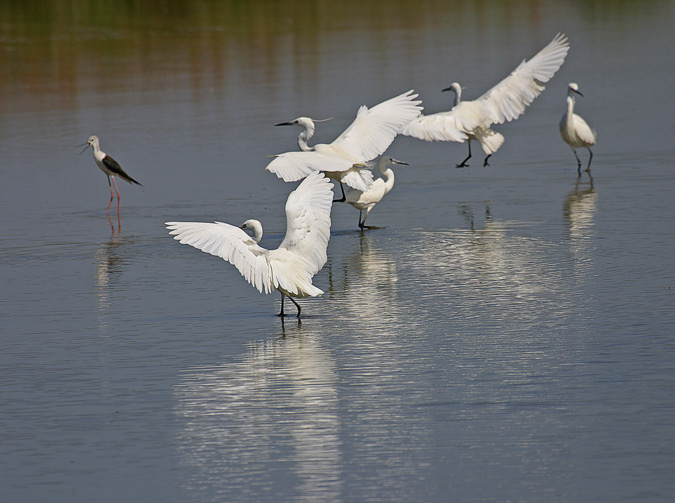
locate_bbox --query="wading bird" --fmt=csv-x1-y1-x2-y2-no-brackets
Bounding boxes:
560,82,596,175
166,171,333,318
267,90,422,201
344,157,408,229
79,135,142,214
402,33,569,167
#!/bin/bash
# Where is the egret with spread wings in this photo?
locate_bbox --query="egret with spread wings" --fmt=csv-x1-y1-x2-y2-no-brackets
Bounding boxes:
166,171,333,318
402,33,569,167
267,90,422,201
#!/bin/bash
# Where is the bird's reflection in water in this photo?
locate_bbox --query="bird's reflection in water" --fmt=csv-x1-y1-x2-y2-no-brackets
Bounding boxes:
563,174,596,239
332,232,400,325
173,322,342,501
563,174,597,280
406,204,575,325
106,211,122,236
94,235,128,334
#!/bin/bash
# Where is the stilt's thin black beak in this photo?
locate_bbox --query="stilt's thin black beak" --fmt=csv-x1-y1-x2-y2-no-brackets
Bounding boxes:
78,144,90,155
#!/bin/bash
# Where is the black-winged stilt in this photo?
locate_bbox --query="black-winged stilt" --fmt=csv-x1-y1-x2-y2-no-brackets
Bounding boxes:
79,135,142,214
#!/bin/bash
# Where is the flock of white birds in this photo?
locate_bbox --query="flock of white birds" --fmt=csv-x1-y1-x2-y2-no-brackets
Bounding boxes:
82,33,596,317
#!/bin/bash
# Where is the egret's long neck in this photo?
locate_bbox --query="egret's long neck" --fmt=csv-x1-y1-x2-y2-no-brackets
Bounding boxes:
566,96,575,118
250,222,263,243
453,85,462,107
382,169,395,194
297,123,315,152
377,159,395,194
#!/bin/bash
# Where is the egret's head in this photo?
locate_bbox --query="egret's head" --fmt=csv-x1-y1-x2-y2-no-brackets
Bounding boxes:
568,83,583,97
384,157,409,167
240,219,263,243
441,82,462,94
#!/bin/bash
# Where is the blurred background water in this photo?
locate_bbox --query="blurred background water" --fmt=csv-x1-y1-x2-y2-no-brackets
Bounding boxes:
1,1,674,502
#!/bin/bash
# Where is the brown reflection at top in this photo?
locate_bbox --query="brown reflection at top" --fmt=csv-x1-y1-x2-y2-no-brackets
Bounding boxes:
0,0,594,113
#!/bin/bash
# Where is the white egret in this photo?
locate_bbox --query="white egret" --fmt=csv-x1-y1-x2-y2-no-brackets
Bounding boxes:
560,82,596,175
267,90,422,201
402,33,569,167
343,157,408,229
166,171,333,318
79,135,142,214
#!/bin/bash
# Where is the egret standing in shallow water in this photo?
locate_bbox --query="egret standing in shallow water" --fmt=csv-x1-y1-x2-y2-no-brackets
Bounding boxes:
166,171,334,318
344,157,407,229
79,135,142,214
560,82,596,175
402,33,569,167
267,90,422,201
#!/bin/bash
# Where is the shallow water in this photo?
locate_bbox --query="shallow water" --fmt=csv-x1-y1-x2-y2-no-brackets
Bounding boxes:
2,1,675,502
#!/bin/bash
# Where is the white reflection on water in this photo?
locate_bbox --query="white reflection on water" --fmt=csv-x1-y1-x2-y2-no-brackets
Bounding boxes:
404,205,582,327
173,323,342,501
328,232,400,324
563,175,597,270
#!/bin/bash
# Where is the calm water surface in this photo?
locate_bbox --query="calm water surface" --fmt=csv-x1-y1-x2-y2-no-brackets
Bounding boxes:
2,2,674,502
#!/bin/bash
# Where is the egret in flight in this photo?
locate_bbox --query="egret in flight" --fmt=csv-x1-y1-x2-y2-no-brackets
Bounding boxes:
267,90,422,201
560,83,596,175
79,135,142,214
166,171,333,318
402,33,569,167
344,157,408,229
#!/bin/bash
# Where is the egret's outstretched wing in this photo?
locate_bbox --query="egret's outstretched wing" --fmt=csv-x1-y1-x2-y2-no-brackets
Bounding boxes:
166,221,274,294
330,89,423,161
401,112,469,142
266,150,352,182
266,90,422,182
278,171,334,274
478,33,569,124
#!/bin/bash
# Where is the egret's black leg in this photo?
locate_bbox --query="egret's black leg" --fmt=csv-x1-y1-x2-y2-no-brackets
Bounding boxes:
277,293,285,317
585,148,593,172
482,154,492,167
573,149,582,176
288,296,302,318
334,182,346,202
456,142,472,168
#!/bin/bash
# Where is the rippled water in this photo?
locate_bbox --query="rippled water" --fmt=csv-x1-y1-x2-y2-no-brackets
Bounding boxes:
2,1,675,502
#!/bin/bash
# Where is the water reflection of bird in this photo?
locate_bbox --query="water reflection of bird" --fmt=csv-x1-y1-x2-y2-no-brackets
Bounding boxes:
343,157,407,229
94,236,127,333
560,83,596,175
402,33,569,167
79,135,142,215
267,90,422,201
174,325,342,500
167,172,333,318
563,175,597,239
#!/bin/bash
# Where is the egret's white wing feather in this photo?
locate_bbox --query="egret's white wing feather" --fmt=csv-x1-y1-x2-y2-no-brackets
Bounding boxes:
266,151,352,182
402,112,469,142
331,90,423,161
337,167,374,192
278,171,334,274
166,221,274,294
477,33,569,124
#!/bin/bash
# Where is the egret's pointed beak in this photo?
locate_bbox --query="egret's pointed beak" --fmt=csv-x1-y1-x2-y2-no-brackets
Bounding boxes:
275,121,294,127
572,88,584,97
441,86,453,92
392,159,409,166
